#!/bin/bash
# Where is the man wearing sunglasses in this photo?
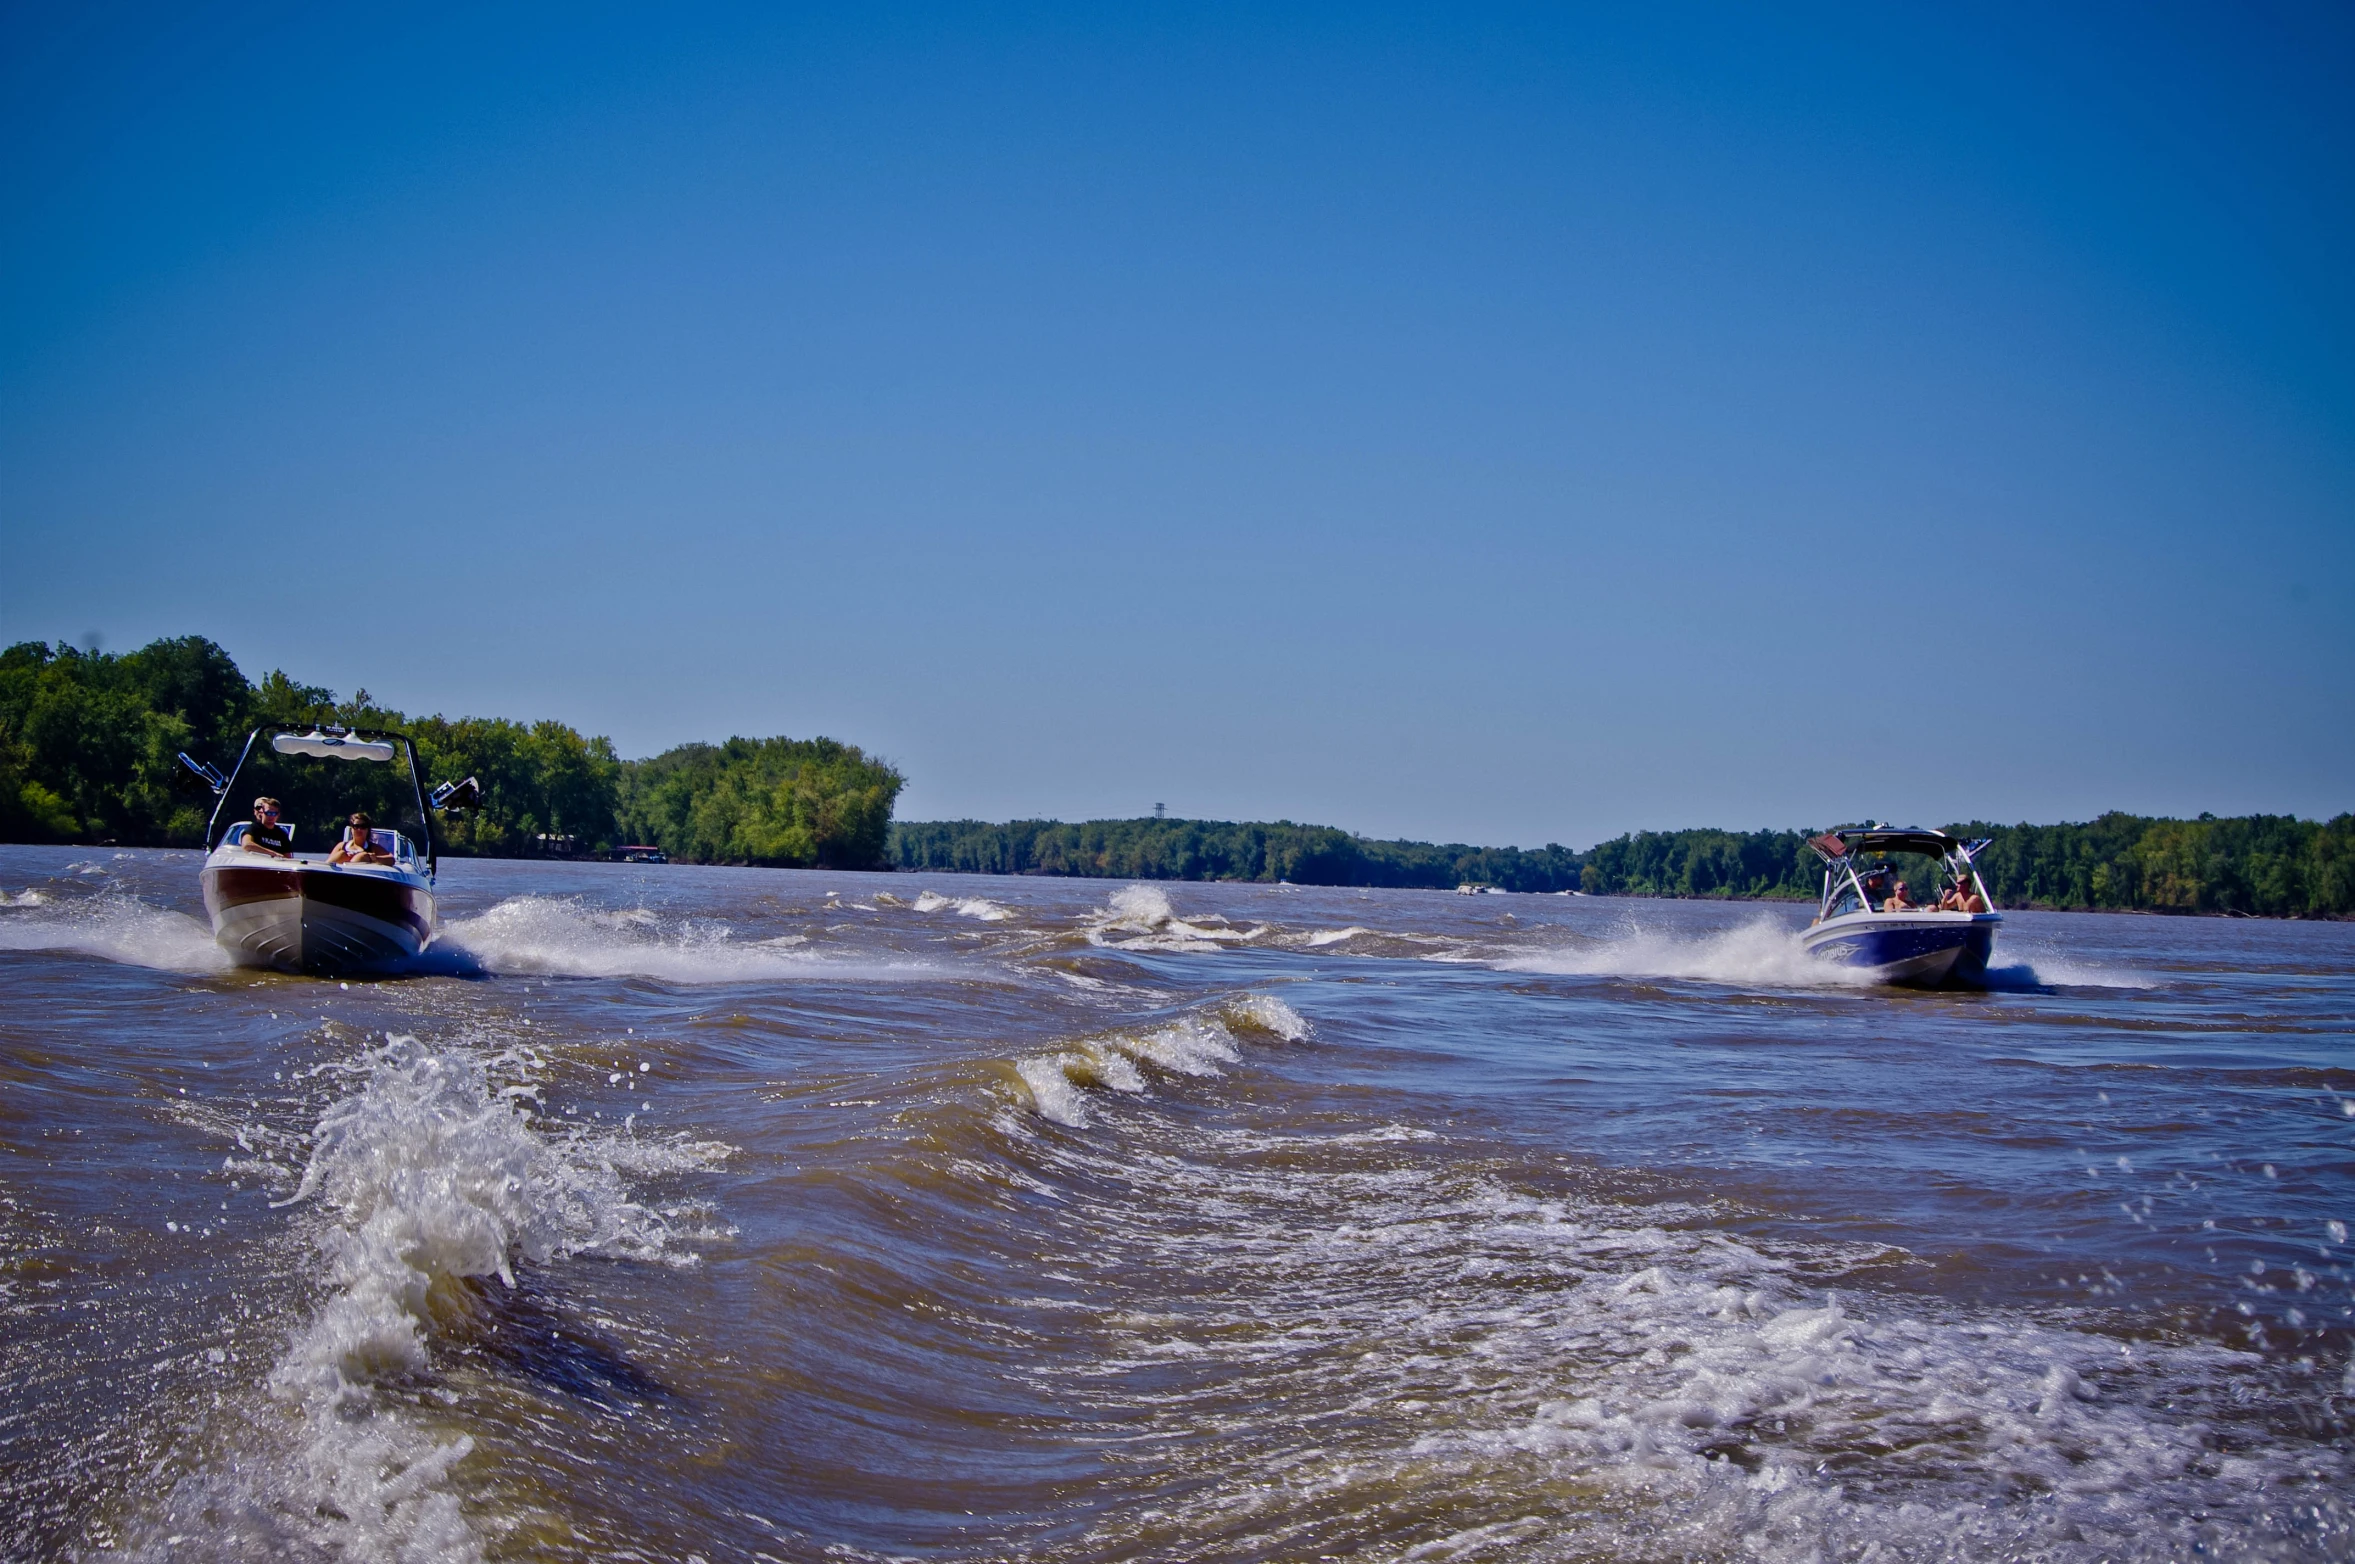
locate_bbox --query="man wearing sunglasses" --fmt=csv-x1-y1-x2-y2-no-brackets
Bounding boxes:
243,797,293,858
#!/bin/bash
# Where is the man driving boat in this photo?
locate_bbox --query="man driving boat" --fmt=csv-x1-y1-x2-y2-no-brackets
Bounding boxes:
241,797,292,857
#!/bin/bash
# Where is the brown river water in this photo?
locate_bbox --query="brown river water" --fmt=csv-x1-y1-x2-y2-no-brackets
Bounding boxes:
2,844,2351,1562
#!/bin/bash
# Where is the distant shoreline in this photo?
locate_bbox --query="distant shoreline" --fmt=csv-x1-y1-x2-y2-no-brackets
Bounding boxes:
889,814,2355,922
6,637,2346,920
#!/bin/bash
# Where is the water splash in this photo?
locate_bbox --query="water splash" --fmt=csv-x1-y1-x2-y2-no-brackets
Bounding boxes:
1497,916,1879,989
1085,884,1269,953
0,891,230,972
911,890,1015,921
113,1035,727,1563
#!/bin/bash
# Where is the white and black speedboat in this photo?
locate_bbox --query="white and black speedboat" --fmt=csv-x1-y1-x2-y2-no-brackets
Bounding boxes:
180,728,477,974
1799,826,2000,987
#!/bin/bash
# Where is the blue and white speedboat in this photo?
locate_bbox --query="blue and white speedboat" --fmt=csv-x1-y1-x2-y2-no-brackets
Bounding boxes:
1799,826,1999,987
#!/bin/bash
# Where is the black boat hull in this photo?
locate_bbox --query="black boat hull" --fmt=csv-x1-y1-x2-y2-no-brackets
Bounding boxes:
201,861,435,973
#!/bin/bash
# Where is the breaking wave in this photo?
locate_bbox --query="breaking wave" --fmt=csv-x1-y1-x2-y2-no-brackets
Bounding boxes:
1011,993,1310,1128
1085,884,1270,953
910,890,1014,922
114,1035,729,1562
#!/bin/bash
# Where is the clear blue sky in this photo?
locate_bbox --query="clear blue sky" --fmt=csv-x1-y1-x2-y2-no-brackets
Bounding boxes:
4,3,2349,846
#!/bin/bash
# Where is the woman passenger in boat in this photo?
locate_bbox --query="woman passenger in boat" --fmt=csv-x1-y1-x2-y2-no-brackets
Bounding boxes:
242,797,292,858
330,812,396,867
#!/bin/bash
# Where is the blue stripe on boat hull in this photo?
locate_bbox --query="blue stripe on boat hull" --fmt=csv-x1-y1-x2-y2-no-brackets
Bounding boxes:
1801,915,1998,988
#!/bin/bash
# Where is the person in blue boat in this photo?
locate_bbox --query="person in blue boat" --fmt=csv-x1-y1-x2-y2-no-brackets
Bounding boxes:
1881,878,1917,911
1940,872,1988,913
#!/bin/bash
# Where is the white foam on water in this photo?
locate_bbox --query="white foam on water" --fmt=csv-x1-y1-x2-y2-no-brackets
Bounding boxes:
1304,925,1372,946
114,1035,729,1562
1982,944,2161,991
1015,1019,1238,1129
435,895,934,983
1412,1265,2337,1560
1011,995,1307,1127
0,892,230,972
1222,993,1311,1042
1085,883,1268,953
1077,1154,2350,1562
1102,883,1176,928
1496,916,1877,990
0,886,53,906
1017,1054,1119,1127
911,889,1015,921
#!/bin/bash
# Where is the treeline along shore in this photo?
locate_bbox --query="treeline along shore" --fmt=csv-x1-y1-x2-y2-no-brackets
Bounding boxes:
889,814,2355,918
5,636,2348,916
0,637,903,869
889,817,1585,894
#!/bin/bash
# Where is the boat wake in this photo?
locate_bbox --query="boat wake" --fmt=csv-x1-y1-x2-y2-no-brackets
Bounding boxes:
1009,993,1312,1128
1977,945,2161,991
115,1034,730,1563
432,896,939,983
0,890,231,973
1062,1148,2351,1563
1496,917,1882,989
0,888,950,984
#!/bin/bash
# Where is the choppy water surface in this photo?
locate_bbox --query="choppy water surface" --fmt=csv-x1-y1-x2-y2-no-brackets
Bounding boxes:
3,845,2351,1562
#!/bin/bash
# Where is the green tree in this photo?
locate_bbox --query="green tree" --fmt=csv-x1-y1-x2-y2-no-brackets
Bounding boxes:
619,736,903,868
